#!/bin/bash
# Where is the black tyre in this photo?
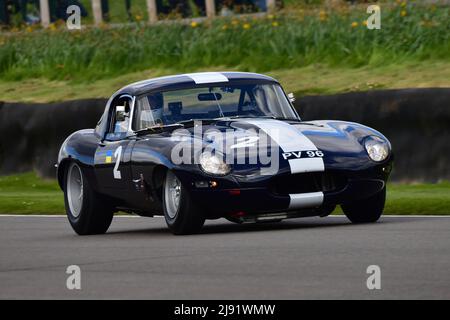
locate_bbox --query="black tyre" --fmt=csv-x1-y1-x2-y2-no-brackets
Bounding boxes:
341,187,386,224
163,170,205,235
64,162,114,235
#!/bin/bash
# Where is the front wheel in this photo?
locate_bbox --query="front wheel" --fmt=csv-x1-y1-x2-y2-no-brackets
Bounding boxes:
163,170,205,235
341,187,386,224
64,162,114,235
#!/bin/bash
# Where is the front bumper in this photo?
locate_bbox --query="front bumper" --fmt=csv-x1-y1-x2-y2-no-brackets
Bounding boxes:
176,161,392,219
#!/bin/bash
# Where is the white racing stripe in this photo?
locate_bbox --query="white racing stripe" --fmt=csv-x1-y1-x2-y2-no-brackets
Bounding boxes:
243,119,325,210
288,157,324,175
244,119,325,174
185,72,229,84
289,192,324,209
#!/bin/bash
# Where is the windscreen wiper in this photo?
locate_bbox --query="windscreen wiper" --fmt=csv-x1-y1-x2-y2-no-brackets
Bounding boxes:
134,123,184,135
177,119,219,127
271,117,324,126
269,116,302,122
219,115,302,122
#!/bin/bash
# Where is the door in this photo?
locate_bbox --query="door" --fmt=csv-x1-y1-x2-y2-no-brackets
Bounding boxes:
94,139,133,192
94,95,134,197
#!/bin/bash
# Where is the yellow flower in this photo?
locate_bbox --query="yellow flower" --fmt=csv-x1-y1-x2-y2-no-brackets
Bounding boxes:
319,10,327,22
49,23,57,31
231,19,239,26
401,10,407,17
351,21,358,28
26,26,33,33
222,24,228,30
267,14,274,20
190,21,198,28
362,20,368,27
401,1,407,7
243,23,251,30
135,14,142,21
272,21,279,27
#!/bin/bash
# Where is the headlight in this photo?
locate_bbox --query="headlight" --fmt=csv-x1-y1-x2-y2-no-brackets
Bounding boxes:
364,136,389,162
199,152,231,175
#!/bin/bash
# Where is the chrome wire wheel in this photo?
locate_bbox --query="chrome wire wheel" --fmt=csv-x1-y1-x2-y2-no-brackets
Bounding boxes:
67,163,83,218
164,171,182,219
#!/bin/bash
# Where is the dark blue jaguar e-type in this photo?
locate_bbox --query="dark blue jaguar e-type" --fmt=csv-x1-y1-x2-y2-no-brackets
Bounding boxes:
57,72,393,235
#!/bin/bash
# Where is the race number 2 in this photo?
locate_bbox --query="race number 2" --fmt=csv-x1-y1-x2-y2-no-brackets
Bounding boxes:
113,146,123,179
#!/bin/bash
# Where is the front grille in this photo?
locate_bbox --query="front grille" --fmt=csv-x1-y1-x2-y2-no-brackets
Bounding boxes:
269,172,347,195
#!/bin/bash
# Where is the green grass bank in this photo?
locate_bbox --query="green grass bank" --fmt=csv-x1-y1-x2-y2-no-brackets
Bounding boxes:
1,3,448,82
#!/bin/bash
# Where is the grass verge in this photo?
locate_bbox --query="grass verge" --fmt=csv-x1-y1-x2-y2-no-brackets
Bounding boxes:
1,60,449,103
0,173,63,214
0,172,449,215
1,3,448,82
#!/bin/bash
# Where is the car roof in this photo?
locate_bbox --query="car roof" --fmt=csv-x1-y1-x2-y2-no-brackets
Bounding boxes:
115,72,279,97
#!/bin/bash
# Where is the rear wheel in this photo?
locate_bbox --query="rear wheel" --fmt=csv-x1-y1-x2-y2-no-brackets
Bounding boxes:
163,171,205,235
342,187,386,224
64,162,114,235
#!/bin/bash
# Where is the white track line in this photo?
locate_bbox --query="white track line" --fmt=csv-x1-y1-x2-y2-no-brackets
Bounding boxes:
382,215,450,218
0,214,154,218
0,214,448,218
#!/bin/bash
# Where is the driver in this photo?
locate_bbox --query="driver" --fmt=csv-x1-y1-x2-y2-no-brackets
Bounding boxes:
147,92,164,125
114,103,130,134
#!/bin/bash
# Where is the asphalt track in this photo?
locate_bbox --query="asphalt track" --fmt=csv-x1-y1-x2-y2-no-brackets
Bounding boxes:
0,215,449,299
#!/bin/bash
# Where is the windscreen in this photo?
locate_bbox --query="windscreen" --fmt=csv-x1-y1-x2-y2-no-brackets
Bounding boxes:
133,84,297,130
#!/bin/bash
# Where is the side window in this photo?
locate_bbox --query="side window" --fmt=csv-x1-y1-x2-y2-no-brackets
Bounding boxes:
133,96,154,130
106,96,132,140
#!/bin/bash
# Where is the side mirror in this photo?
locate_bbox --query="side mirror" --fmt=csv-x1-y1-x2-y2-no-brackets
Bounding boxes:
116,105,126,122
288,93,296,104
